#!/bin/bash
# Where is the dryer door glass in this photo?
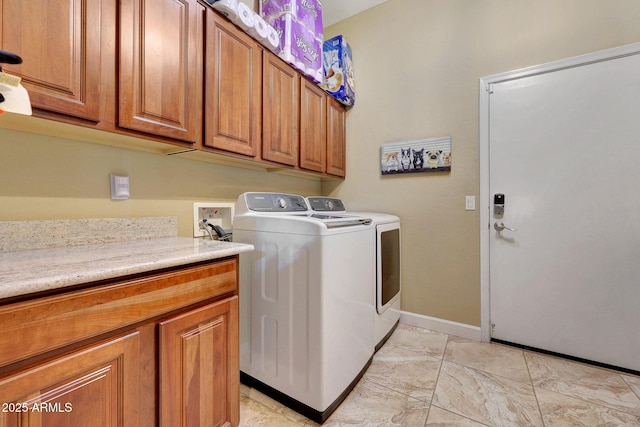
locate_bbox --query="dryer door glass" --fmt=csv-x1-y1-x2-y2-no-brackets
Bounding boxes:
378,226,400,313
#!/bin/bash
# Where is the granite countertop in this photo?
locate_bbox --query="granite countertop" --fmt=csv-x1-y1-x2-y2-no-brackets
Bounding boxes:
0,237,254,301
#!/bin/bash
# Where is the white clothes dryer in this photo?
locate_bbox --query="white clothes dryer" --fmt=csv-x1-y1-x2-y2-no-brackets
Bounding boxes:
233,193,376,423
306,197,401,351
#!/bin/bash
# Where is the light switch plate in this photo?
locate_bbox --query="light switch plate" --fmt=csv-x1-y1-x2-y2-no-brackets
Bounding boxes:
110,174,130,200
465,195,476,211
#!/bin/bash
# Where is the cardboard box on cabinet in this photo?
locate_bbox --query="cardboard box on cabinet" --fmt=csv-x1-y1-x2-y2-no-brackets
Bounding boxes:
322,35,355,106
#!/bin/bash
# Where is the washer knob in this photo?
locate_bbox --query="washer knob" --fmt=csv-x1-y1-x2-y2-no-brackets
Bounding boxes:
324,200,334,210
277,197,288,209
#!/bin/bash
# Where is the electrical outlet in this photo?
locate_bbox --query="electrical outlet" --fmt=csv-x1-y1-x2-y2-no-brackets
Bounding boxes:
193,202,235,237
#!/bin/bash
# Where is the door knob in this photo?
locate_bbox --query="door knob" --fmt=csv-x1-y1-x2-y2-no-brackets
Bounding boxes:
494,221,516,232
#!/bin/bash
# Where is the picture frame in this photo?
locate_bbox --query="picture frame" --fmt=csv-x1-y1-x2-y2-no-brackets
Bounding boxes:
381,136,451,175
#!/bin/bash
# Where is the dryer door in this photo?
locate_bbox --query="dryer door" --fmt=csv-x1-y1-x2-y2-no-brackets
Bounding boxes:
377,222,401,314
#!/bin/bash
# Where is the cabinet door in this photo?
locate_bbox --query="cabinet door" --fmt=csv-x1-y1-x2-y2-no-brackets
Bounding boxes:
326,97,346,177
262,52,300,166
204,10,262,157
159,296,239,427
119,0,204,143
0,332,140,427
299,79,326,172
0,0,102,121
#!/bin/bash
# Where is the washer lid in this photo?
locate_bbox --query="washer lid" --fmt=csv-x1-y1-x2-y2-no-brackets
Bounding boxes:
306,196,400,225
309,214,372,228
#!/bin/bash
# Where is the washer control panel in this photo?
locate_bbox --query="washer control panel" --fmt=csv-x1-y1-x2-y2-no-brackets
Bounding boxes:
244,193,308,212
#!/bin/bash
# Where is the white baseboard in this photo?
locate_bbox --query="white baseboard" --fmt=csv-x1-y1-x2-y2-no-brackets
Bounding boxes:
399,310,482,341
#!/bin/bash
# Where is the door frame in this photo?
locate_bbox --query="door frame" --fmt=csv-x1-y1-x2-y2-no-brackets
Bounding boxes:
478,42,640,342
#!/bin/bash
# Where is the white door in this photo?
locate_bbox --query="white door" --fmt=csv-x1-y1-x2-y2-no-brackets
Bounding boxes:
483,46,640,372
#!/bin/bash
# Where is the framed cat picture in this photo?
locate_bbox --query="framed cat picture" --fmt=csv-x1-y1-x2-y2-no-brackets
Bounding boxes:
380,136,451,175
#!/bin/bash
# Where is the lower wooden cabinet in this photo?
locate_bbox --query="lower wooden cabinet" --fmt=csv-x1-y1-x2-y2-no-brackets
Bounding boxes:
0,258,240,427
0,331,141,427
160,296,239,427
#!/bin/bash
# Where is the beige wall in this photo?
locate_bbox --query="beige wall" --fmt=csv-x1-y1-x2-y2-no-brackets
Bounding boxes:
0,127,320,236
322,0,640,326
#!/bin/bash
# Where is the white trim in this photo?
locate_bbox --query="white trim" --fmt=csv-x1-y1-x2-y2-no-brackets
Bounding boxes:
478,73,491,342
478,42,640,344
399,311,481,341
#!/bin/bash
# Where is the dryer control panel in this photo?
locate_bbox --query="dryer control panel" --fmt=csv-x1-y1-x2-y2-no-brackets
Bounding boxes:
244,193,308,212
306,197,346,212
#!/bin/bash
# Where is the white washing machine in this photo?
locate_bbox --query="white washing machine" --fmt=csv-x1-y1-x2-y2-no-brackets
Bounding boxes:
306,197,401,351
233,193,376,423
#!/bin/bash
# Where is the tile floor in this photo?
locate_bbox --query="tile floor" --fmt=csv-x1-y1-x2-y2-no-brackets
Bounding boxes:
239,324,640,426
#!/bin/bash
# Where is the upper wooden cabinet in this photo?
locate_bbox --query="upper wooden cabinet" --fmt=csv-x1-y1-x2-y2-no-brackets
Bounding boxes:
326,97,347,177
119,0,204,144
264,52,347,176
204,9,262,157
299,79,327,173
1,2,346,178
0,0,103,122
262,52,300,166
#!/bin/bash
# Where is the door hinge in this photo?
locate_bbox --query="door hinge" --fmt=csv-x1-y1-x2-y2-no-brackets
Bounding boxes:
491,323,496,333
487,83,494,94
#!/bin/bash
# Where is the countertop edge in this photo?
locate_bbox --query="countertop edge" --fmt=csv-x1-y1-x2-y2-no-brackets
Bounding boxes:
0,237,254,302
